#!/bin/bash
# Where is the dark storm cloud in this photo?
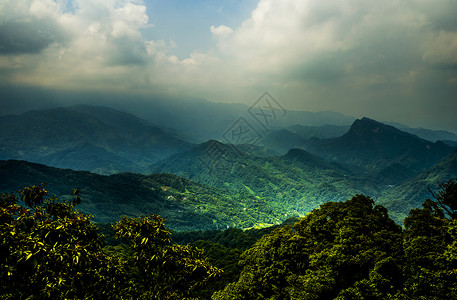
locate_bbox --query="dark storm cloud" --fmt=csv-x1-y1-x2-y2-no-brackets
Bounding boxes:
0,18,64,54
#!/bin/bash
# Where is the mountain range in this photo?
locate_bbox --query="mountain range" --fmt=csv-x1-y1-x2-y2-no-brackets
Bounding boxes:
378,149,457,221
3,87,456,143
1,104,457,227
0,105,193,174
300,117,454,174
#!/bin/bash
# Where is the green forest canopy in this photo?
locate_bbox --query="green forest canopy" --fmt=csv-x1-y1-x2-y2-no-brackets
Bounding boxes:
1,179,457,299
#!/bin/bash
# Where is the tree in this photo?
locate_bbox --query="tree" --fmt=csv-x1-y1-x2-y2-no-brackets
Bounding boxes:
0,185,221,299
213,195,404,299
403,186,457,299
113,214,222,299
428,178,457,219
0,184,124,299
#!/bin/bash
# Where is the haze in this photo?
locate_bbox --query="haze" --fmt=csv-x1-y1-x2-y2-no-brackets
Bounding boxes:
1,0,456,132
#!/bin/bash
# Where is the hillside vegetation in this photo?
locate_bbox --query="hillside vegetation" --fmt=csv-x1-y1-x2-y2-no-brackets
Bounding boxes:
2,181,457,299
0,160,287,230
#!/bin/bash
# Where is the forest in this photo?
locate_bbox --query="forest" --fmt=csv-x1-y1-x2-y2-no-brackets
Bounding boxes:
1,179,457,299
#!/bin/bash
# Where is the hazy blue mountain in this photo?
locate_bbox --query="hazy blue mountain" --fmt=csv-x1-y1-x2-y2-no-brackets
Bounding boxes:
259,129,307,154
39,142,135,174
0,105,193,174
259,124,351,154
1,86,357,142
4,85,455,143
272,110,355,127
285,124,351,139
302,117,455,176
114,100,357,142
0,160,289,230
387,121,457,142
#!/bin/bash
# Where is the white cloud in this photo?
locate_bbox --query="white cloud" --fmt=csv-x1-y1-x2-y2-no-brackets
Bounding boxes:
0,0,152,89
210,25,233,39
111,3,149,39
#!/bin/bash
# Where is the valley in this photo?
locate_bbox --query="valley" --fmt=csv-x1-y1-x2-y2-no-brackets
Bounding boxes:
1,104,456,227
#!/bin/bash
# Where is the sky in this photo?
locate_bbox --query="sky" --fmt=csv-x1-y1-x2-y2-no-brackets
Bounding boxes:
1,0,457,132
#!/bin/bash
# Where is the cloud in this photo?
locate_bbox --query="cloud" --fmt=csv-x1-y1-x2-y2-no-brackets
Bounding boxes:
111,3,150,39
0,0,152,88
210,25,233,39
0,19,64,54
0,0,456,131
422,31,457,67
0,0,65,54
199,0,457,130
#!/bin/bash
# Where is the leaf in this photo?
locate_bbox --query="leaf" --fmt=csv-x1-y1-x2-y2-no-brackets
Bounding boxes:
25,252,33,261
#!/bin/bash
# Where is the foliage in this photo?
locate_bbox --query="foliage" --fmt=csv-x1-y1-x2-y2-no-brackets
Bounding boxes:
428,178,457,219
152,144,381,225
0,185,220,299
0,184,123,299
190,240,243,298
402,196,457,299
3,180,457,299
113,214,222,299
213,195,404,299
0,160,286,230
212,180,457,299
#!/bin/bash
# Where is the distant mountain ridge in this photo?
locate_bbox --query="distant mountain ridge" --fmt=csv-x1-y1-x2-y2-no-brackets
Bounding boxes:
301,117,455,175
3,86,456,142
0,105,193,174
2,102,457,226
386,121,457,142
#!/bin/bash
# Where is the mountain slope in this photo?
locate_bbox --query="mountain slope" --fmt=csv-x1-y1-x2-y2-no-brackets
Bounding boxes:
259,129,307,154
151,140,381,214
302,117,455,175
0,105,193,174
0,86,357,142
259,124,352,155
377,150,457,222
286,124,350,139
0,160,288,230
386,121,457,142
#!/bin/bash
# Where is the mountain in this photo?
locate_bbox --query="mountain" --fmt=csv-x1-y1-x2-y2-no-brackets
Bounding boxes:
285,124,351,139
259,129,307,154
151,140,381,214
377,149,457,222
0,105,193,174
0,160,289,230
302,117,455,176
386,121,457,142
259,124,350,154
442,140,457,147
1,86,357,142
110,100,356,143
